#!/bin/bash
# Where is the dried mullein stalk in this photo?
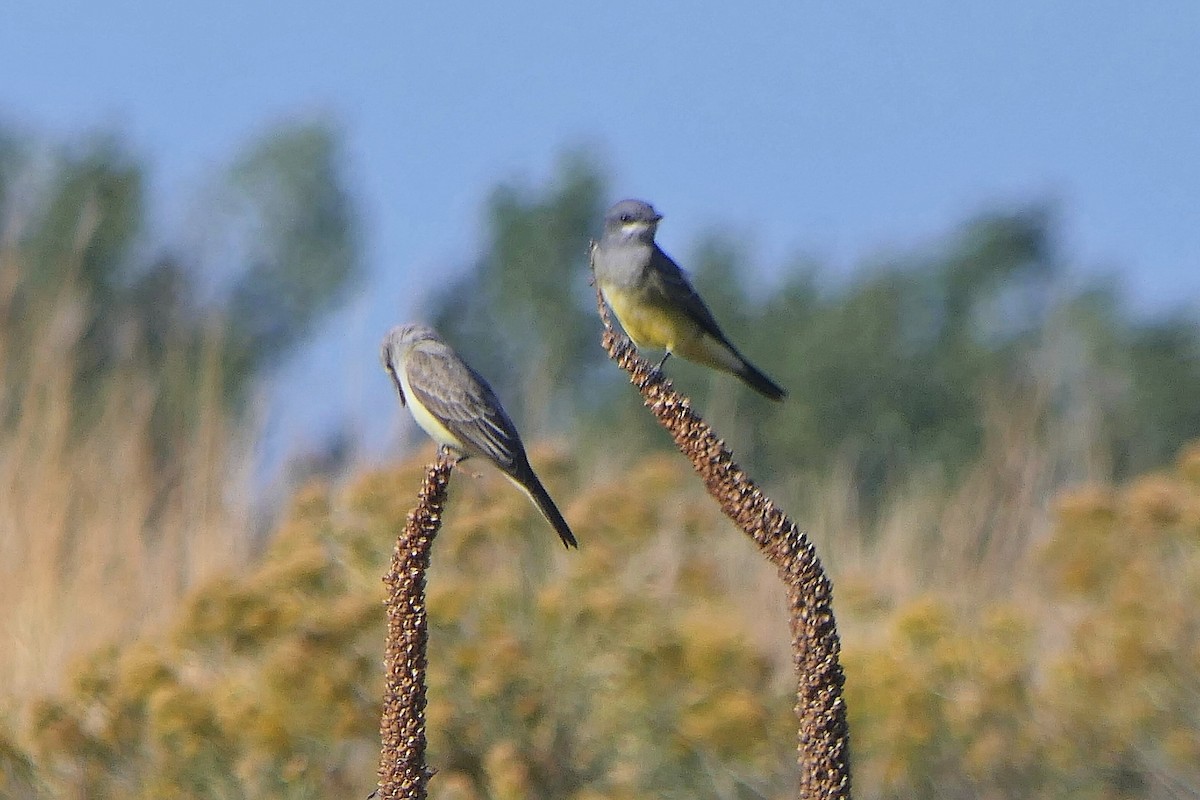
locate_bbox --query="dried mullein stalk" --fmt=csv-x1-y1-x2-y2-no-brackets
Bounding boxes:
375,455,454,800
591,248,852,800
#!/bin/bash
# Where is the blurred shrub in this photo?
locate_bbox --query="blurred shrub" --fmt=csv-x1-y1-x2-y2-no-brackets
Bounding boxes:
12,442,1200,799
844,441,1200,799
20,450,796,799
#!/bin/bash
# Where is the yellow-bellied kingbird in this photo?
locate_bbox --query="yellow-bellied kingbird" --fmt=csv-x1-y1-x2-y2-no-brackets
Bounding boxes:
381,323,578,549
593,198,786,401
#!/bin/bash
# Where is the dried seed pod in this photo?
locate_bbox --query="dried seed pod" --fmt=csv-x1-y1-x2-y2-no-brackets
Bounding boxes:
376,456,453,800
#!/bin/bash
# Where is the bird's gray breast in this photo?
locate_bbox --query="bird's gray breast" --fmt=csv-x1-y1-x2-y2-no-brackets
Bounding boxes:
595,238,653,290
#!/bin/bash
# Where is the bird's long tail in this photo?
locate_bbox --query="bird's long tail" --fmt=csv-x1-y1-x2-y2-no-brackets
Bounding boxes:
510,468,578,549
685,330,787,402
735,356,787,401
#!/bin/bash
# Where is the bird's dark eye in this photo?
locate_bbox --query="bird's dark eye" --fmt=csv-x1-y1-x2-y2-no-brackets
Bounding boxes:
619,214,634,223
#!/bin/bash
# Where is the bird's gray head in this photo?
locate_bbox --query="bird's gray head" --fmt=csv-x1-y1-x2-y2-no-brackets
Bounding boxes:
603,199,662,244
380,323,442,393
382,322,441,354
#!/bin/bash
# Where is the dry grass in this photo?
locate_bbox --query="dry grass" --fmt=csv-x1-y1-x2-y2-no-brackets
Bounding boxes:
0,248,251,719
805,388,1063,609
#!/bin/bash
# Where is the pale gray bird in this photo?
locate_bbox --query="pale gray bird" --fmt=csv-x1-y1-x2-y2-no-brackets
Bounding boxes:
380,323,577,549
593,198,786,401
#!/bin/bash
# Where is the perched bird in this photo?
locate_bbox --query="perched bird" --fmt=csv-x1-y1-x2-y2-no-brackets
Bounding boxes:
593,198,786,401
381,323,578,549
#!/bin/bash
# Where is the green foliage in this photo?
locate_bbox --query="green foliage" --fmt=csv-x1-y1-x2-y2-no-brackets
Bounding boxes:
1040,289,1200,479
741,209,1052,491
0,728,40,799
1117,318,1200,472
0,119,362,442
222,123,362,398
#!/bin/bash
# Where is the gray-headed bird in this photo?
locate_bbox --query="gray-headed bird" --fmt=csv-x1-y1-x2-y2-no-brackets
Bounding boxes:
381,323,578,549
593,198,786,401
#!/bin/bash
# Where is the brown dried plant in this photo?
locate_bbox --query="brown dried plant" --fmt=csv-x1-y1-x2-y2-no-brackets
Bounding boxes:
375,454,455,800
590,245,852,800
0,246,249,715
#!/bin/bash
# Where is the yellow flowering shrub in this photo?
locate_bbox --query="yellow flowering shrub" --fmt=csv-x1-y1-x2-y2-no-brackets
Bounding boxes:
9,442,1200,798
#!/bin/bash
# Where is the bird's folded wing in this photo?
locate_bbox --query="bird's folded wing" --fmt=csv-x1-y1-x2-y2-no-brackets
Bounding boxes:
647,248,735,347
405,347,521,470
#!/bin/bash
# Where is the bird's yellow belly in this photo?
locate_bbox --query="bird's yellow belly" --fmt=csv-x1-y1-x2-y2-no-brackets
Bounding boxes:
601,283,743,373
603,285,695,351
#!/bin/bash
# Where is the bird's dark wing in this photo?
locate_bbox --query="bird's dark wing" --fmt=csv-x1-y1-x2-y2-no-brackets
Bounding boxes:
404,344,524,471
646,246,737,348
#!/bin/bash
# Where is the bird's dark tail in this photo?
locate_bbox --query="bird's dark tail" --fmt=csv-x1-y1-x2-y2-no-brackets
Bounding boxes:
736,357,787,402
510,467,578,549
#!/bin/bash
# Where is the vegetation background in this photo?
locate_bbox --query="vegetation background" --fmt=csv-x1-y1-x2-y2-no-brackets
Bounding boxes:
1,6,1198,798
1,127,1197,799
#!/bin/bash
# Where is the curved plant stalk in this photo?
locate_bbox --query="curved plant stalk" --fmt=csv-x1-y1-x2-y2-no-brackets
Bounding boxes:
375,455,454,800
590,245,851,799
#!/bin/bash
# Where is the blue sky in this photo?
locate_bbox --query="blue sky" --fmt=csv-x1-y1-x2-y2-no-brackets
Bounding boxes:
2,1,1198,466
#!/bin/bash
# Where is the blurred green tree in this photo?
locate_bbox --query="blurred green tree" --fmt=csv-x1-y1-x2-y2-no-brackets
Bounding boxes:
1041,288,1200,479
220,123,361,397
743,208,1056,494
431,157,1200,503
0,119,361,448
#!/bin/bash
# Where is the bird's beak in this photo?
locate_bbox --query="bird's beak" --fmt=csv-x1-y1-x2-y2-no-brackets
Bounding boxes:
382,353,407,406
652,214,664,222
